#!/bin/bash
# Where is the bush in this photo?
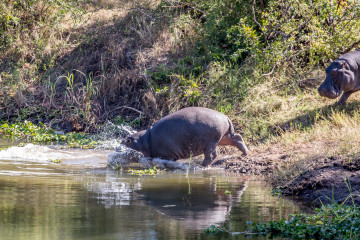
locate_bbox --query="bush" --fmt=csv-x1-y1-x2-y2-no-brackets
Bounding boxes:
260,0,360,69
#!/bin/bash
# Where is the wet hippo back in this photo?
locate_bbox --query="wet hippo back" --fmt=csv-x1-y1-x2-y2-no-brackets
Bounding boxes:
123,107,248,166
149,107,229,160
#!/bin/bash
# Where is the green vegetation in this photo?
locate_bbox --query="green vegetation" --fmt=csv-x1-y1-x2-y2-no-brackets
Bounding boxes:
224,190,232,195
0,121,98,148
252,203,360,239
0,0,359,178
204,225,227,235
48,158,61,163
127,167,164,176
271,186,282,196
0,0,358,141
204,202,360,239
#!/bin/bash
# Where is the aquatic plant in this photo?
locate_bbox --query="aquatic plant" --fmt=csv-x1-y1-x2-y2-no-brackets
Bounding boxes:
0,121,98,149
127,167,164,176
205,195,360,239
271,186,283,196
204,225,227,235
49,158,62,163
224,190,232,195
251,203,360,239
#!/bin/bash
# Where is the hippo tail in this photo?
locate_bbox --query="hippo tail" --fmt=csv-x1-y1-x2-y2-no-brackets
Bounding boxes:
227,118,236,137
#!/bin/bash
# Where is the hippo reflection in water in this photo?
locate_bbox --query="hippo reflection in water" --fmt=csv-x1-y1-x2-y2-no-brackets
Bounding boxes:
123,107,248,167
318,50,360,104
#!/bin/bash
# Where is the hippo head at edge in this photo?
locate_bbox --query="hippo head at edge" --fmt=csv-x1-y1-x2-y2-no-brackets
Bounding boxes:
122,130,148,155
318,61,356,99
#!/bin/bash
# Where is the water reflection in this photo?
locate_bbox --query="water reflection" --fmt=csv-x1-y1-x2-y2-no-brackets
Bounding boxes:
81,171,142,207
134,173,246,230
0,146,305,240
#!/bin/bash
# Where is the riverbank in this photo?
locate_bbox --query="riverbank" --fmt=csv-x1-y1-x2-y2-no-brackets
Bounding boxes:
213,142,360,206
2,119,360,206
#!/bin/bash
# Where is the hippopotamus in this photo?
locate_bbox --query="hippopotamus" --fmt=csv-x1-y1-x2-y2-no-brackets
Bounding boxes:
318,50,360,104
123,107,248,167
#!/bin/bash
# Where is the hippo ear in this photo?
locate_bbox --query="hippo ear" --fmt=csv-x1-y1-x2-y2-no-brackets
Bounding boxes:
342,62,347,69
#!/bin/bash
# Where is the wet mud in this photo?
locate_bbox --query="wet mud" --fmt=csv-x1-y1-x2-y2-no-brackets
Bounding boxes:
281,156,360,205
211,148,360,206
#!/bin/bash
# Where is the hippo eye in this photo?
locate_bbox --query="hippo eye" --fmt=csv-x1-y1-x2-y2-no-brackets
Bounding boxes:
126,139,131,144
331,70,337,77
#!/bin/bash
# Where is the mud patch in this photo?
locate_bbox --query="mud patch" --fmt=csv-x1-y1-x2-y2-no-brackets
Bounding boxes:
211,155,276,175
210,145,291,175
281,156,360,205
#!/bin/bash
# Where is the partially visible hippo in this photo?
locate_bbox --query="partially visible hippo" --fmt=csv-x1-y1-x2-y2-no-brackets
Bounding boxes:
318,50,360,104
123,107,248,167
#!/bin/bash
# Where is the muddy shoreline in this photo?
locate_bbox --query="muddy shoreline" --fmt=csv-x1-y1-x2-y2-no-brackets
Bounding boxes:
215,151,360,206
280,156,360,205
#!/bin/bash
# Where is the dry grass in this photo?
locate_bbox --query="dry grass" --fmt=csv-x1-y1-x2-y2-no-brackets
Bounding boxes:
0,0,201,130
236,67,360,185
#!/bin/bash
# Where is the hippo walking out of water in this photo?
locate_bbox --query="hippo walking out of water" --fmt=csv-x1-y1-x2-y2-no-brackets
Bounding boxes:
318,50,360,104
123,107,248,167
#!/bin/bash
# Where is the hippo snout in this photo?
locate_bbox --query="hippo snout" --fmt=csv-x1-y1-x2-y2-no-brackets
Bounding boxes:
318,85,339,99
238,141,248,156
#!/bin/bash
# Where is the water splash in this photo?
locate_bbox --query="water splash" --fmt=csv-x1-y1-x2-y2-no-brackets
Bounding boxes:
94,121,136,139
0,143,110,167
139,158,202,171
107,150,202,171
91,121,136,150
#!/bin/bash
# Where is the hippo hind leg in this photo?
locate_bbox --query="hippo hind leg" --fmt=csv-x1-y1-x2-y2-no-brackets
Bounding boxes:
219,134,248,156
202,141,218,167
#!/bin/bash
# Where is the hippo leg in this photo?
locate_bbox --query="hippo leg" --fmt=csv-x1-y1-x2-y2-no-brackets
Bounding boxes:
337,91,356,104
202,142,218,167
219,134,248,155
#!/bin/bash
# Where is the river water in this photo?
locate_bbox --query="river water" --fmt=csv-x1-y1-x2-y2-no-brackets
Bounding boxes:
0,139,306,240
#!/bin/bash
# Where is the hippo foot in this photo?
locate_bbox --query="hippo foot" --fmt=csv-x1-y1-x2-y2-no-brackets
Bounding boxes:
335,100,346,105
